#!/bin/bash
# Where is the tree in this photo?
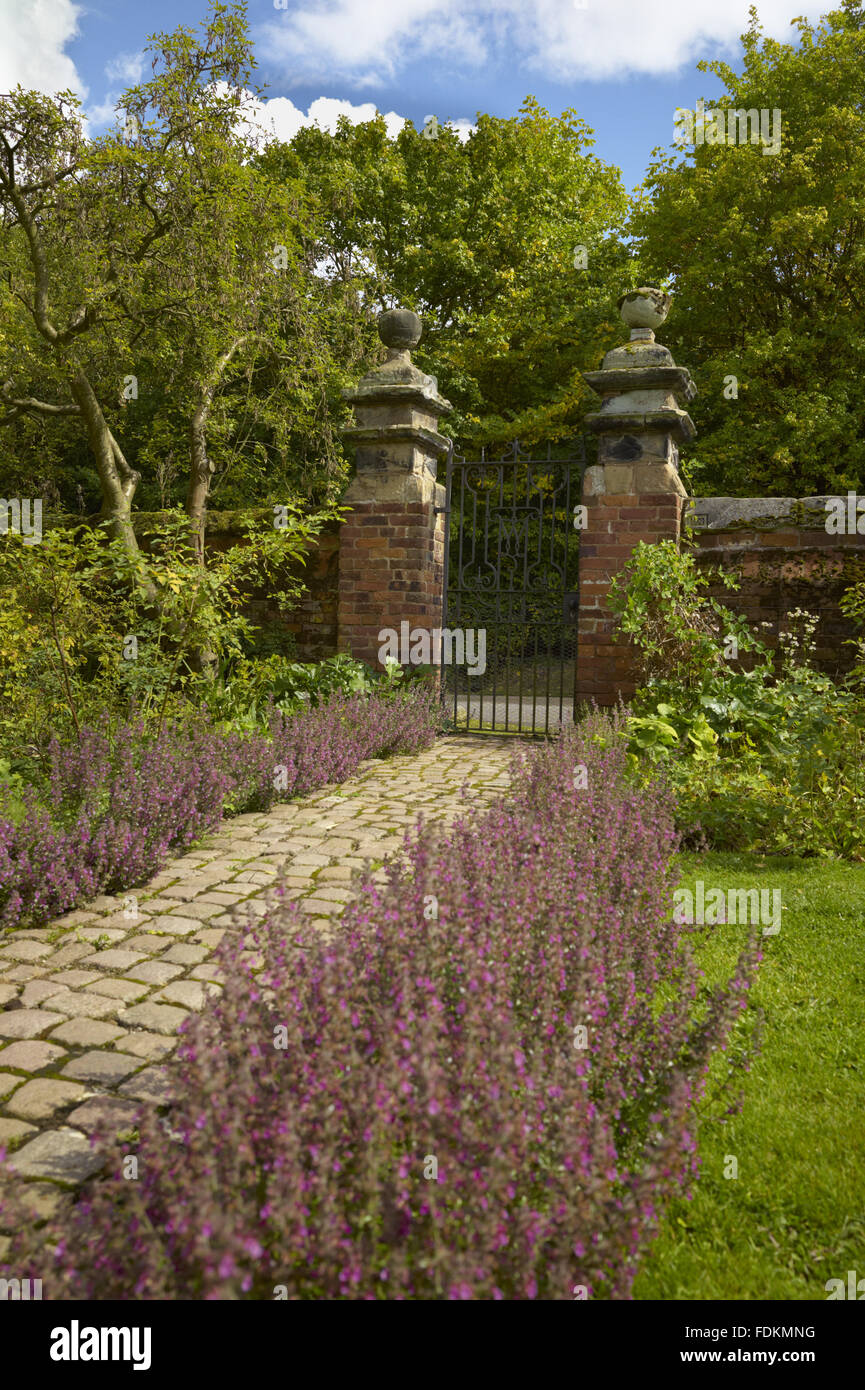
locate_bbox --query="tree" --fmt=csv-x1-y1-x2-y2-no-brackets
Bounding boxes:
0,88,145,565
0,2,353,543
0,3,350,686
259,99,632,450
631,1,865,497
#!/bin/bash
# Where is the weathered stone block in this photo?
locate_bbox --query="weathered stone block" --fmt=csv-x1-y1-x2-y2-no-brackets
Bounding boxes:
8,1127,103,1182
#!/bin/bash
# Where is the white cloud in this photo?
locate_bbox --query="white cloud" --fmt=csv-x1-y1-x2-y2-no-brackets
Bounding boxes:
241,93,409,145
448,118,476,143
88,80,415,148
421,113,475,142
86,98,118,128
86,51,147,131
257,0,829,84
258,0,486,89
105,52,145,87
240,95,475,147
0,0,86,97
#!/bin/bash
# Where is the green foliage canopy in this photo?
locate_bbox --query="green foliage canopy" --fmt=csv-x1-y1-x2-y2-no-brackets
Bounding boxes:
258,100,632,449
631,1,865,496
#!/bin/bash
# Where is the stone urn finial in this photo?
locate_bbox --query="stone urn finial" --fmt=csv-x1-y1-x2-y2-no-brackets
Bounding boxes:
377,307,423,357
617,287,672,342
342,305,451,472
580,284,695,488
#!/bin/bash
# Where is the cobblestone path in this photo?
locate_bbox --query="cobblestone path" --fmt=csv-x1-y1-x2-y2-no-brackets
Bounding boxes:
0,735,513,1228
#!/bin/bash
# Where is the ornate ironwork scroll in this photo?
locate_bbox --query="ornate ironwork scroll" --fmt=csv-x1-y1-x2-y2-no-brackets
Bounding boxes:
440,438,587,735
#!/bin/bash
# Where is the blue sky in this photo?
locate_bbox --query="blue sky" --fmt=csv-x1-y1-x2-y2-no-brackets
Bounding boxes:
0,0,828,193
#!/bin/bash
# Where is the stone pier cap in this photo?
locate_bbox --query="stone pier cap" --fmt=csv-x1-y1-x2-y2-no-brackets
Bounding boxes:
342,308,452,473
582,287,696,495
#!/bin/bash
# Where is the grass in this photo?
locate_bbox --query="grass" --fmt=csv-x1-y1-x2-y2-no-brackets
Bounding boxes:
635,850,865,1301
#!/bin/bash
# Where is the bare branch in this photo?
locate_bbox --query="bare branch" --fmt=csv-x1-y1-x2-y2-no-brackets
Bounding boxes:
18,163,81,196
0,380,80,416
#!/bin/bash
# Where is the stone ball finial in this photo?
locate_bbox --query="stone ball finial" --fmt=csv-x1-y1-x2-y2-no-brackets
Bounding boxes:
378,307,422,351
617,287,672,331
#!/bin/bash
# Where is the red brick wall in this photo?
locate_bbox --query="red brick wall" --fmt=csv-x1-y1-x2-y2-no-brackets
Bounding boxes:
205,521,340,663
203,489,448,671
337,498,444,669
694,527,865,678
202,504,865,697
577,492,684,706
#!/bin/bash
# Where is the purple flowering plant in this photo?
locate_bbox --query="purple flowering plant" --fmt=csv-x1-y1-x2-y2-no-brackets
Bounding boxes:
0,711,759,1299
0,690,441,930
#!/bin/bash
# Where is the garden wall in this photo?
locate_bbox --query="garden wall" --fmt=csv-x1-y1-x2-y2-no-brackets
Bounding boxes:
40,493,865,688
202,513,340,662
42,510,341,665
686,498,865,678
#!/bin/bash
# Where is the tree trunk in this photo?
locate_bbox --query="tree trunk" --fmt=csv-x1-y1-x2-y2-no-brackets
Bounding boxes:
185,336,254,561
183,337,258,678
184,392,218,676
66,365,159,605
187,394,215,567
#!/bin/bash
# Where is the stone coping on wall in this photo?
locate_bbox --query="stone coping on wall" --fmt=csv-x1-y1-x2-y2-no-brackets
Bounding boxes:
682,496,851,532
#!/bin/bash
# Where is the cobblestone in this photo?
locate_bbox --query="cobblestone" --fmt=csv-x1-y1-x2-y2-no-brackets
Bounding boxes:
118,1002,190,1035
48,944,98,967
152,980,218,1011
160,944,210,965
20,980,68,1008
0,735,512,1190
123,935,170,955
0,1116,37,1146
75,927,128,945
123,961,184,986
0,939,54,962
145,915,200,937
78,949,148,972
48,991,122,1020
7,1078,90,1122
188,964,225,985
0,1040,67,1072
48,1018,127,1048
60,1051,141,1085
114,1032,177,1061
8,1127,103,1182
0,1009,67,1039
3,965,42,982
67,1096,141,1135
117,1067,172,1105
48,969,101,987
86,978,150,1002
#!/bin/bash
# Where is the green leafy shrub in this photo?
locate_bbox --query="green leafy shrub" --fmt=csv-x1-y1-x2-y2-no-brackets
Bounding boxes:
0,507,330,760
238,625,297,662
608,539,768,689
840,577,865,686
200,654,418,731
610,544,865,860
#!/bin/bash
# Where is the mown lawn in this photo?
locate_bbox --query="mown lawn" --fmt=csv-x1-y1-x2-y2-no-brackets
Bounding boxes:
635,851,865,1301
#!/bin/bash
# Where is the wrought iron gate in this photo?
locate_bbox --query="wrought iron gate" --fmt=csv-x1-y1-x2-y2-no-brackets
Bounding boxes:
439,439,587,735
